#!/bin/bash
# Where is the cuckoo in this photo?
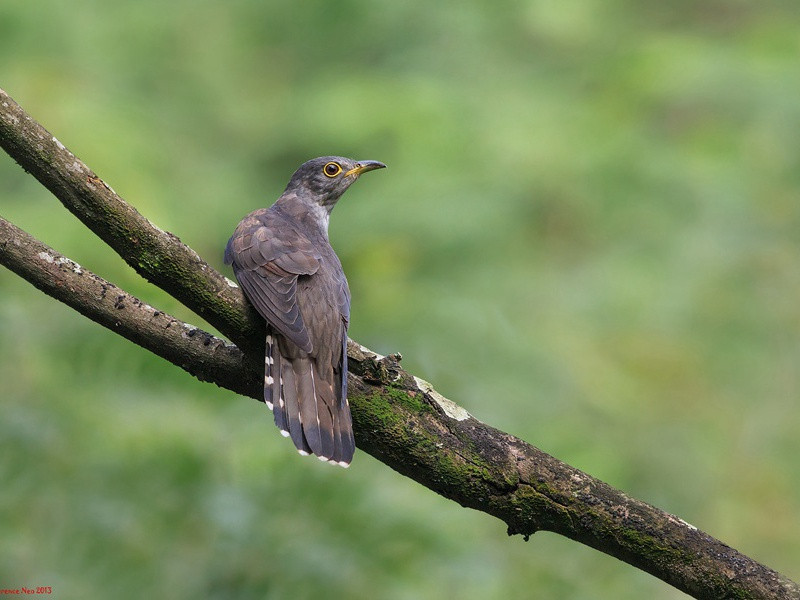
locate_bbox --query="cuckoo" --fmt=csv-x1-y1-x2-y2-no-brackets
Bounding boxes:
225,156,386,467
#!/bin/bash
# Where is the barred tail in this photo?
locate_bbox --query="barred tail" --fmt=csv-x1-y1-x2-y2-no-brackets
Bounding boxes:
263,331,354,466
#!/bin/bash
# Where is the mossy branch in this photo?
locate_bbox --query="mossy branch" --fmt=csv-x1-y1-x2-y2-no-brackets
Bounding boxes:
0,88,262,353
0,217,260,398
1,87,798,600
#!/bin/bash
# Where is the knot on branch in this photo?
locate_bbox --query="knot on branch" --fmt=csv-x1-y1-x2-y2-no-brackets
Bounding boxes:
347,341,403,386
507,524,539,542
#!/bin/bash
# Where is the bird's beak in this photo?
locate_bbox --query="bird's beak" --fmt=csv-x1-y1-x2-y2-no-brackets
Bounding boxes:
344,160,387,178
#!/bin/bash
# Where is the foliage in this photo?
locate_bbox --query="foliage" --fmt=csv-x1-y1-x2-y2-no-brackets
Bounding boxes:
1,1,799,598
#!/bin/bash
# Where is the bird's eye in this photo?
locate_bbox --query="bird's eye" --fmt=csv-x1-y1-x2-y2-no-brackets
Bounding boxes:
323,162,342,178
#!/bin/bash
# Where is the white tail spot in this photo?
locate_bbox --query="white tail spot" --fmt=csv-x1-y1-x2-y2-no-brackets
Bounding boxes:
280,430,290,438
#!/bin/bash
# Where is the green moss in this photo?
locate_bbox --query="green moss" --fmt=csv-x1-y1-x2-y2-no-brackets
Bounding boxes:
385,385,431,415
350,386,508,497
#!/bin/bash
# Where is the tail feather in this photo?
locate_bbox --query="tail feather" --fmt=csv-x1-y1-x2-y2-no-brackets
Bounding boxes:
267,333,291,438
264,333,276,411
335,397,355,466
261,331,355,466
294,358,324,458
279,357,311,455
311,365,337,461
333,336,355,465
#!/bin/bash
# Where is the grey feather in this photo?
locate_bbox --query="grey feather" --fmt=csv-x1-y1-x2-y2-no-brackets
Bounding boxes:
225,156,385,466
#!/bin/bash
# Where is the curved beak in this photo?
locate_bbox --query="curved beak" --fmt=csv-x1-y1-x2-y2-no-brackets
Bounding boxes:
344,160,387,178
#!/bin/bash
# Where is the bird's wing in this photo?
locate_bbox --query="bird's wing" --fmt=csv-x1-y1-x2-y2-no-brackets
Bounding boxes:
225,216,320,353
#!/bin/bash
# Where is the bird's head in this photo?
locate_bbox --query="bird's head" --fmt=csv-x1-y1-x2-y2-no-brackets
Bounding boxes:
284,156,386,209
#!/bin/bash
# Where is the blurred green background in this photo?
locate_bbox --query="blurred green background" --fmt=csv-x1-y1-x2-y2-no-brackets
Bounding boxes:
1,1,799,598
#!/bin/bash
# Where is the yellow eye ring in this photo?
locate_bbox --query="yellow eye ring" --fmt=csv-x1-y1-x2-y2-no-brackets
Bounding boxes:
323,162,342,178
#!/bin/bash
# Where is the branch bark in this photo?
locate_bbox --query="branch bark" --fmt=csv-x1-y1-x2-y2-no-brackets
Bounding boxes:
0,217,259,398
1,87,798,600
0,88,263,353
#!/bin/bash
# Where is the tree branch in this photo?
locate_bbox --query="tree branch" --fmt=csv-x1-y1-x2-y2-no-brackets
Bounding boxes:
1,87,798,600
0,217,260,398
0,88,262,353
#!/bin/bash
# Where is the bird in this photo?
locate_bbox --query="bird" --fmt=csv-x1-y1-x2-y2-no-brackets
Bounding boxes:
224,156,386,467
